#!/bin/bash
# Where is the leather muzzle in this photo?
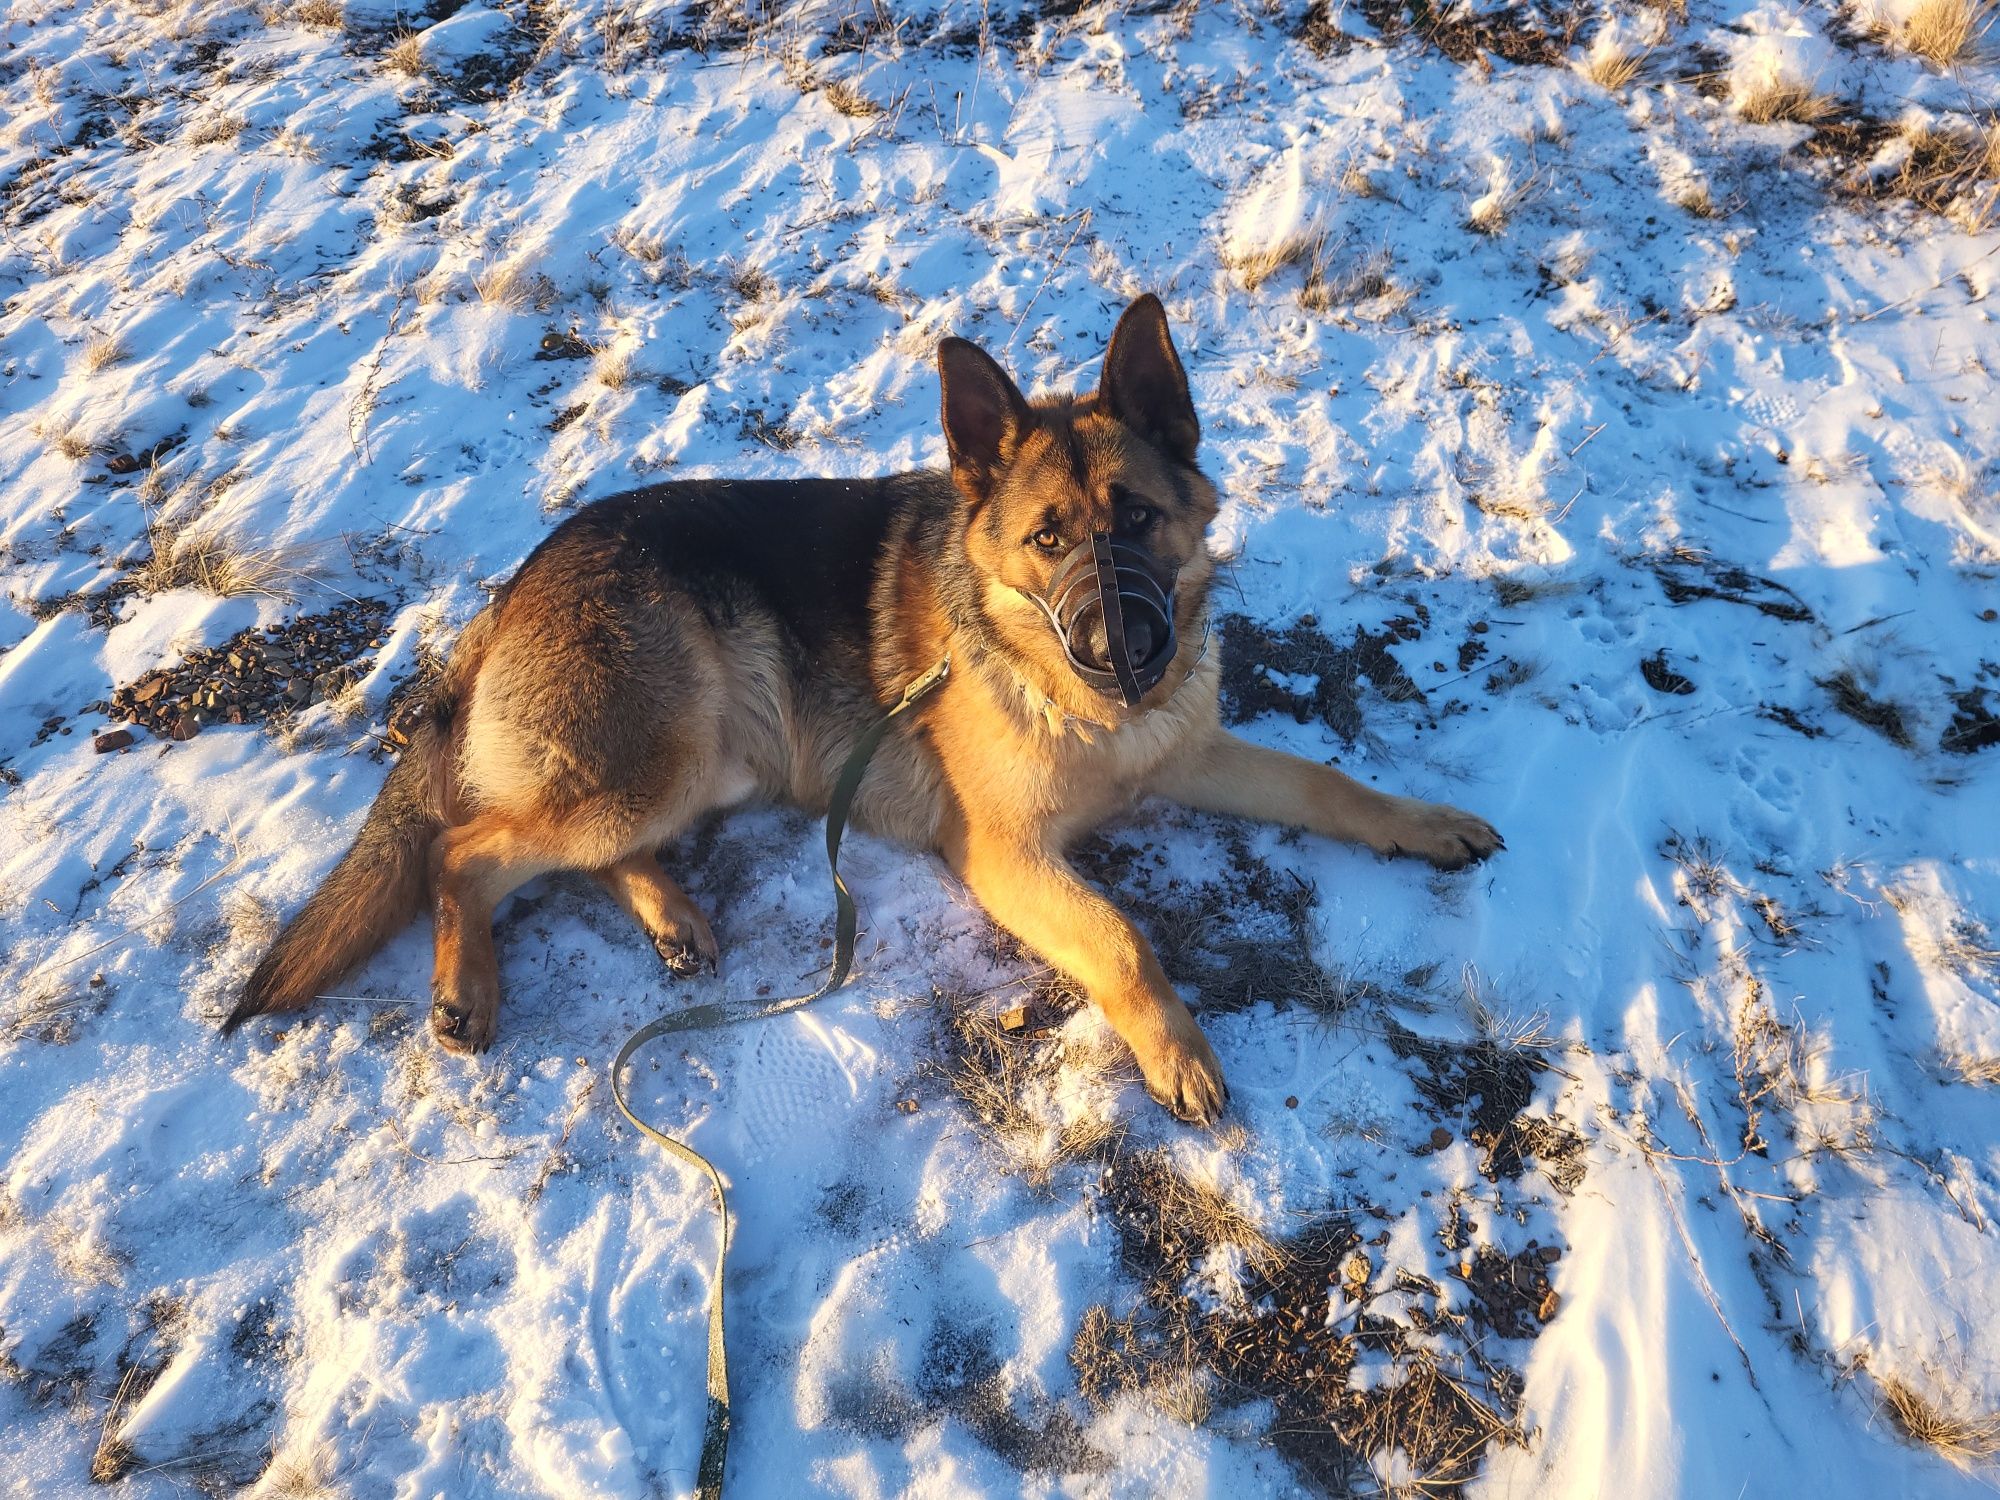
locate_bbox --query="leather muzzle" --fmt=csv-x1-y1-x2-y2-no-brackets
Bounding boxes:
1025,533,1178,708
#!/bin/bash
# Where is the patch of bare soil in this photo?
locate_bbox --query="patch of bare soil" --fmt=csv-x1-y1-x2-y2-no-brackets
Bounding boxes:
1220,611,1428,744
1072,1148,1548,1494
1386,1018,1588,1190
1353,0,1590,68
928,975,1583,1493
1073,823,1359,1019
1943,686,2000,755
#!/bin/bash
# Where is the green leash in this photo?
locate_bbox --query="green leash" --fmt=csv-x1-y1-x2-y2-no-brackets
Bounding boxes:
609,656,949,1500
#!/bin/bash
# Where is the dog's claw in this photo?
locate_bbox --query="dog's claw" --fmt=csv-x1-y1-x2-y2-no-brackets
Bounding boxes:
430,987,496,1053
1138,1014,1229,1128
1377,798,1504,870
654,934,716,979
650,907,719,979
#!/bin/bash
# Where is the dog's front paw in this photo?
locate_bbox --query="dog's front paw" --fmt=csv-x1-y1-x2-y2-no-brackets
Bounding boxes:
1374,797,1504,871
1135,1010,1229,1127
652,910,719,979
431,980,498,1054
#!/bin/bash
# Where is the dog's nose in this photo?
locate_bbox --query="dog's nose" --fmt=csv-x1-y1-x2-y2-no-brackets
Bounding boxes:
1122,614,1156,667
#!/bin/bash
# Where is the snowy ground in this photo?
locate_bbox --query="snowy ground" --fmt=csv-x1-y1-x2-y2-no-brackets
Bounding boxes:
4,0,2000,1494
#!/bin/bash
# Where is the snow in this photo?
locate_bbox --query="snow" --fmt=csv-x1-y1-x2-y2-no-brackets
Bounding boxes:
4,0,2000,1495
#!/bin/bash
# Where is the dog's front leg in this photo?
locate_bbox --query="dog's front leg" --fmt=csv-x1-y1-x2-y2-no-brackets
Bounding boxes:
1158,730,1503,869
951,831,1227,1126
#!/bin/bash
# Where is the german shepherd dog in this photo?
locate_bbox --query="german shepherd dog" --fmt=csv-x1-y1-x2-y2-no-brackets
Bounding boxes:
225,296,1500,1124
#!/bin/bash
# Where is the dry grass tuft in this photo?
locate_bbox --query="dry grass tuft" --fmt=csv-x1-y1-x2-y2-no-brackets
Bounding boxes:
185,113,247,148
1941,1050,2000,1085
1736,73,1838,126
90,1367,144,1483
594,347,632,390
133,522,305,600
1818,667,1917,748
1138,1156,1286,1278
613,227,665,264
471,259,556,313
1869,120,2000,229
1676,180,1722,217
1878,1371,2000,1467
1465,162,1536,235
269,125,321,161
260,1440,342,1498
1875,0,1993,67
1226,229,1316,292
822,78,882,118
41,419,99,461
1580,39,1650,90
936,999,1129,1189
1300,240,1414,321
292,0,345,28
726,260,775,303
80,334,130,374
383,28,426,77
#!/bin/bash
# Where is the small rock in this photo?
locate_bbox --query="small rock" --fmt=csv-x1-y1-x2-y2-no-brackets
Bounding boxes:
133,676,168,703
1429,1126,1452,1150
1285,1095,1299,1109
998,1005,1031,1033
1537,1289,1561,1322
1539,1245,1562,1263
170,714,201,741
94,727,135,753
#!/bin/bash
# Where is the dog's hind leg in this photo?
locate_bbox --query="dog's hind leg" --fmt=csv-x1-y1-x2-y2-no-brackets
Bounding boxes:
428,812,571,1052
593,853,719,977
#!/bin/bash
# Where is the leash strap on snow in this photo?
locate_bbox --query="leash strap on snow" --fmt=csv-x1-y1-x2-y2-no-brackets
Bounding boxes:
609,655,949,1500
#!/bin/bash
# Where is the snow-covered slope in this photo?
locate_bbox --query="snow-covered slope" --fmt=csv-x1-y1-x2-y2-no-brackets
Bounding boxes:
3,1,1999,1495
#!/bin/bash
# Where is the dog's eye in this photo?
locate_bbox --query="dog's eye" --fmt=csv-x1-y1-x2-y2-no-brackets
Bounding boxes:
1031,527,1063,551
1121,503,1157,531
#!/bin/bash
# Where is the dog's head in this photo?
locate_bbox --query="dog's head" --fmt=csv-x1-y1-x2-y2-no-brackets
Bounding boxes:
938,295,1219,718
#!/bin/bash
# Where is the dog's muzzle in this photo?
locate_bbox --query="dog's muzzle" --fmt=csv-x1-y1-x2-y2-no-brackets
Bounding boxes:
1024,533,1178,708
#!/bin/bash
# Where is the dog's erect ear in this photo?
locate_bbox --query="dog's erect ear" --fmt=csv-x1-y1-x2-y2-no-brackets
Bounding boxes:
1097,294,1198,466
939,337,1031,501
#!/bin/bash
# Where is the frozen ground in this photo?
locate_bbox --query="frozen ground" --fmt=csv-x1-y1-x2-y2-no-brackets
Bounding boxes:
4,0,2000,1494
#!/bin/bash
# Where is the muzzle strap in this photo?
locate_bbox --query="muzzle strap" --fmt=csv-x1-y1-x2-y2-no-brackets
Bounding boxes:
1090,533,1146,707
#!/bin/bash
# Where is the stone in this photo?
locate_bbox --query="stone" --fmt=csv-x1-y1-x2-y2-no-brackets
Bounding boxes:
94,727,135,753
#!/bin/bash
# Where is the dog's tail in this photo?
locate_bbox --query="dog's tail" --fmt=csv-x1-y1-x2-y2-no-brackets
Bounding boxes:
223,613,494,1034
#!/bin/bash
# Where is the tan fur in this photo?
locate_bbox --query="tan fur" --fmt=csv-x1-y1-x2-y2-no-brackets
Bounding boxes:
228,297,1501,1126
